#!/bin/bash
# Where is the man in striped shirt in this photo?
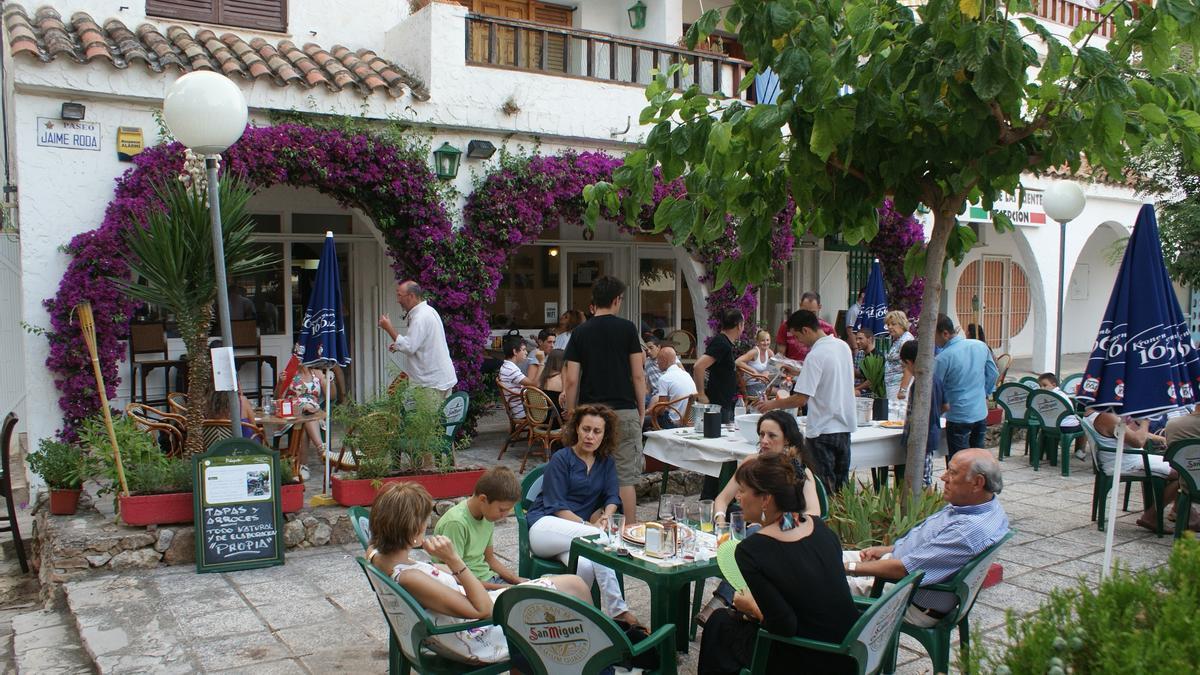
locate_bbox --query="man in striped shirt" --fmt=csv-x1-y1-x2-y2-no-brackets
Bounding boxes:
841,448,1009,626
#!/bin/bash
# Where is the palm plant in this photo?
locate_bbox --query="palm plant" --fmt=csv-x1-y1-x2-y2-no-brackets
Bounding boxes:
113,175,276,456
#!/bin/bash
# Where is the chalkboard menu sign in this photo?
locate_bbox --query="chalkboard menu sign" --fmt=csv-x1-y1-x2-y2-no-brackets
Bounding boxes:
193,438,285,574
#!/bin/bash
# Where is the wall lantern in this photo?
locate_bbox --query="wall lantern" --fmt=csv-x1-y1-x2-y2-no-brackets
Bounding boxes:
61,102,86,120
433,142,462,179
628,0,647,29
467,139,497,159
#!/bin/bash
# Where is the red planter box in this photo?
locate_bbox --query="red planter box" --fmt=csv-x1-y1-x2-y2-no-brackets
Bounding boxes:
332,469,487,507
119,492,194,526
281,483,304,513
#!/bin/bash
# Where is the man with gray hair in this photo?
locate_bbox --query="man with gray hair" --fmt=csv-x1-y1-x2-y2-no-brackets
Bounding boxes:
378,280,458,398
841,448,1009,627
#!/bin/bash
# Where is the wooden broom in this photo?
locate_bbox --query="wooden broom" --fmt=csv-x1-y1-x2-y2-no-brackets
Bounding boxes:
75,302,129,497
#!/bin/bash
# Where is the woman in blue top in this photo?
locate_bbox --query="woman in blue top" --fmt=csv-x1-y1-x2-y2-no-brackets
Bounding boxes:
526,403,640,625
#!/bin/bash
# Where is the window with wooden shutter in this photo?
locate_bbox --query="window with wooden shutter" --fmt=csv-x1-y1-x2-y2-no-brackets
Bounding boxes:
147,0,286,32
531,2,570,73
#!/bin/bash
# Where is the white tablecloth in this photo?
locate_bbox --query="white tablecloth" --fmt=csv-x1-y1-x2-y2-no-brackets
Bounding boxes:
643,423,945,478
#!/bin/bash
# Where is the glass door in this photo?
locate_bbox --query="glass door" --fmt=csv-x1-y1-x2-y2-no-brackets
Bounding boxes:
565,251,613,317
637,255,677,339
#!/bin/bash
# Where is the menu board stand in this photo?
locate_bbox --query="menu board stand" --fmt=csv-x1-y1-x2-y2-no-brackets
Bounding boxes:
193,438,285,574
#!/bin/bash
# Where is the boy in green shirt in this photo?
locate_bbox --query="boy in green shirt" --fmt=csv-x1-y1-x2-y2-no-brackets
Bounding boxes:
432,466,525,589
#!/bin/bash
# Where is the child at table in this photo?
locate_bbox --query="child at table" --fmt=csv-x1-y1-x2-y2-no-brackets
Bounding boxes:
367,482,590,665
1036,372,1086,460
431,467,526,589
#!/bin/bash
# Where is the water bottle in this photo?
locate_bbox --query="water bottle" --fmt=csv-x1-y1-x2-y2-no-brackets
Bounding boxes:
733,395,746,419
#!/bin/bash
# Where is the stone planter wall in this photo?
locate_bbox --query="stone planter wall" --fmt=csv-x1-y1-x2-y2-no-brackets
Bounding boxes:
31,493,468,605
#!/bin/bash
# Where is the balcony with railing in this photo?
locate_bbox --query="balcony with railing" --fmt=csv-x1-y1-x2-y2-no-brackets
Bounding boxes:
1029,0,1115,37
464,13,753,101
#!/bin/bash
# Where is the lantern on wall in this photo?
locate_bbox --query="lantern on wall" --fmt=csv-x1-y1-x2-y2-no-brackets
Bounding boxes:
433,142,462,180
628,0,647,29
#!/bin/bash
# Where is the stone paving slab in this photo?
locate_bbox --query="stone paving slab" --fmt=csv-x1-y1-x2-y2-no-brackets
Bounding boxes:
54,429,1177,675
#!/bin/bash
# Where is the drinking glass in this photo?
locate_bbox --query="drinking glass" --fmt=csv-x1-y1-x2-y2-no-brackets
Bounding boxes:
686,499,701,530
715,523,731,546
609,514,625,551
698,499,714,533
730,512,746,541
659,495,675,522
261,393,274,416
672,500,687,525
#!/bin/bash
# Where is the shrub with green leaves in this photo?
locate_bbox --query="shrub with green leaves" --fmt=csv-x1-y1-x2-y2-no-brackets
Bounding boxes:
26,438,89,490
962,538,1200,675
337,379,453,480
858,354,887,399
79,415,184,496
828,479,946,549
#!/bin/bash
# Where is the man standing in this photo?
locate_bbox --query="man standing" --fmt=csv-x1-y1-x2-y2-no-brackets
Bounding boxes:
562,276,647,522
651,346,697,428
756,310,857,491
775,291,835,362
692,309,744,419
377,280,458,398
933,314,998,458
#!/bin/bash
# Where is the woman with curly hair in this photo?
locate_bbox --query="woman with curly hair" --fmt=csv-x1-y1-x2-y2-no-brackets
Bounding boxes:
525,403,640,625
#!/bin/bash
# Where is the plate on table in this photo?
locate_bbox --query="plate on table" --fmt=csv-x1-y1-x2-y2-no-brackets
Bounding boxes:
622,522,694,547
877,420,905,429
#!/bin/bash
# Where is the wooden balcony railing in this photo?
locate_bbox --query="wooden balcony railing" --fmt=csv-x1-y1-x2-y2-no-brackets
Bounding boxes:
1030,0,1115,37
465,14,754,101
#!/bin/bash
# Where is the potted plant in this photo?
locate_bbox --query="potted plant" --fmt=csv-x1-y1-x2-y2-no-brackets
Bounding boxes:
81,415,195,526
331,381,484,506
111,170,276,456
280,462,304,514
26,438,90,515
858,353,889,420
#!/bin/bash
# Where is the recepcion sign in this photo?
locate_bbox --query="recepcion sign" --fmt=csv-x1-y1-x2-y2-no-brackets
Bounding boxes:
37,118,101,151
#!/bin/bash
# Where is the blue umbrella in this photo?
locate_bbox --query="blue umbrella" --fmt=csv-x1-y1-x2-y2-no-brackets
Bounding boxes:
852,259,889,337
1075,204,1200,574
298,232,351,500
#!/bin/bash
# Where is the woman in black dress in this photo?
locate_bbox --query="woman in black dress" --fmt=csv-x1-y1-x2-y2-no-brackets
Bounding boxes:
698,453,860,675
537,349,567,422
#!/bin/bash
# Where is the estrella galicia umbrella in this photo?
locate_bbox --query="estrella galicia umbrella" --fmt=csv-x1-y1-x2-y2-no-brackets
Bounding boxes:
298,231,351,498
1075,204,1200,574
852,258,889,337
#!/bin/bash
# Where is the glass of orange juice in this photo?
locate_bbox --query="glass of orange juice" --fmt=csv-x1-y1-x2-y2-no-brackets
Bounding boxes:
715,523,731,546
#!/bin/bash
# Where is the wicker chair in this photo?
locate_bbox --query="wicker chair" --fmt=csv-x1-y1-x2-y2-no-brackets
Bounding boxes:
199,418,266,449
386,371,409,396
334,411,398,474
165,391,188,415
994,353,1012,384
124,402,186,456
521,387,563,473
496,376,531,460
647,394,696,430
665,329,697,359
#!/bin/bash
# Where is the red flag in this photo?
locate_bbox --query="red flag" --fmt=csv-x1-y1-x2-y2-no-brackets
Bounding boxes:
277,353,300,399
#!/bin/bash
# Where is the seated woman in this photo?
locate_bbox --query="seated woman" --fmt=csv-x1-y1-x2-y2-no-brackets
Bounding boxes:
698,454,859,675
367,482,590,665
537,349,567,422
736,330,774,401
205,390,259,440
1087,409,1195,530
525,404,641,625
279,352,330,459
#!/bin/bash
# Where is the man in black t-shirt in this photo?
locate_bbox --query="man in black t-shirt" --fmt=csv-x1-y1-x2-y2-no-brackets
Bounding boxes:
562,276,647,522
692,309,745,499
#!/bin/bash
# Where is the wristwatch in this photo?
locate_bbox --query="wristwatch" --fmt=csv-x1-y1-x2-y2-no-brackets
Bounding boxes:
847,561,858,574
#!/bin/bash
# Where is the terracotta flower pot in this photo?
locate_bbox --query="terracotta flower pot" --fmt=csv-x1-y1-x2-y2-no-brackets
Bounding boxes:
281,483,305,513
48,488,81,515
119,492,194,526
331,469,487,507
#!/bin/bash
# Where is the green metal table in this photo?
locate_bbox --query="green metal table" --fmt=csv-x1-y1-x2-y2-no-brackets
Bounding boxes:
568,534,719,654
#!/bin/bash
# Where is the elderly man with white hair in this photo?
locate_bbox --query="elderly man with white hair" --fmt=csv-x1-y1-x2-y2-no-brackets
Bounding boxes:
841,448,1010,627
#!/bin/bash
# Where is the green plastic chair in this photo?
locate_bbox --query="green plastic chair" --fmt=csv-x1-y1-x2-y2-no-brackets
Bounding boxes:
993,383,1039,461
814,472,830,520
739,571,924,675
349,505,371,550
1080,416,1166,535
873,532,1013,675
515,465,572,580
1165,439,1200,539
1025,390,1084,476
1059,373,1084,398
1018,375,1039,387
356,557,510,675
440,391,470,455
493,584,678,675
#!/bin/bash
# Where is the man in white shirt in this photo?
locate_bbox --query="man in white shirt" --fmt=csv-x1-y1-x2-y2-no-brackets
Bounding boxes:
652,346,696,428
755,309,857,491
377,280,458,398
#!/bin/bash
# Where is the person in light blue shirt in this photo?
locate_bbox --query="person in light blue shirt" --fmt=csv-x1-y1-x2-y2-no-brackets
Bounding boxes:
841,448,1009,627
933,314,998,458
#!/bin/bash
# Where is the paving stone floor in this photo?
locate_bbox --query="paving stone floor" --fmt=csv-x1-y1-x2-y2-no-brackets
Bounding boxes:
40,431,1178,675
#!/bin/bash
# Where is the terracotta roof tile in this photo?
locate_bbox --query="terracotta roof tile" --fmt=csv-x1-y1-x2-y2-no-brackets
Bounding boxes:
4,3,427,99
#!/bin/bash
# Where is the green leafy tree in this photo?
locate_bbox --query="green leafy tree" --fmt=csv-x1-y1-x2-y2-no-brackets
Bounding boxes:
1131,141,1200,287
587,0,1200,503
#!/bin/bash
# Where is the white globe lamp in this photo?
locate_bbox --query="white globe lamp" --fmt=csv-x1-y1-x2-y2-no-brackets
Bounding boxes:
163,71,248,155
1043,180,1087,381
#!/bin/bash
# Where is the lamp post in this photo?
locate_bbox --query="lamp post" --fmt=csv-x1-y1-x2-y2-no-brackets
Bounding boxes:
1042,181,1087,382
162,71,249,436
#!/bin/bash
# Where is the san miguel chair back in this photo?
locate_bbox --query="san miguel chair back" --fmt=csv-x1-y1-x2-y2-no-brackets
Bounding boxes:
1025,390,1083,476
441,391,470,449
357,557,510,675
348,505,372,550
875,533,1013,674
1165,439,1200,539
496,375,531,461
1059,372,1084,397
743,571,924,675
0,413,28,573
1080,415,1166,534
993,383,1038,460
522,387,563,473
493,584,677,675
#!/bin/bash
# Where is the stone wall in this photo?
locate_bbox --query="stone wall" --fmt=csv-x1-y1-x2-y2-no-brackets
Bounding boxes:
31,493,466,605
